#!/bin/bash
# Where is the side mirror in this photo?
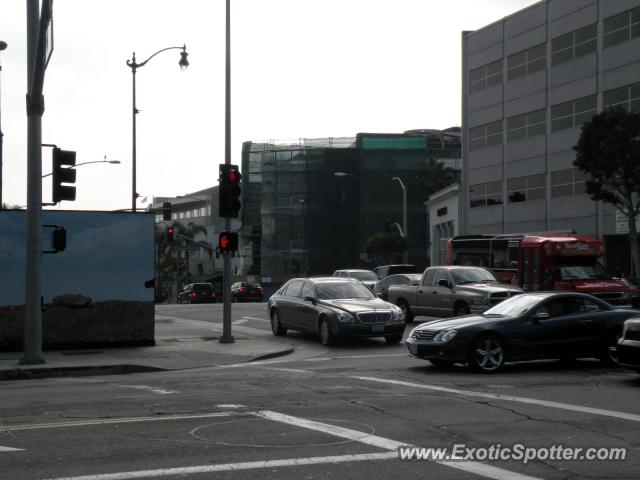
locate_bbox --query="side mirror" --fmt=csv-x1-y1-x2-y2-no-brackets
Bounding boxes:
303,295,317,305
438,279,450,288
376,293,384,298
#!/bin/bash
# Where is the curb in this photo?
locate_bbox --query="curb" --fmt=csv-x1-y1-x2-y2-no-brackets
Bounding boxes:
248,346,295,363
0,364,166,382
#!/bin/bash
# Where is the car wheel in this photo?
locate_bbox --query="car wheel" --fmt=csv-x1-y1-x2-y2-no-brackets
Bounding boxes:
385,333,403,344
454,302,470,316
398,300,414,323
468,335,505,373
270,310,287,336
429,359,454,368
319,317,335,346
599,331,621,366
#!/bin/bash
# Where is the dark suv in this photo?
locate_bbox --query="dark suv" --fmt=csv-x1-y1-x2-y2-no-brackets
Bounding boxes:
231,282,264,302
178,283,217,304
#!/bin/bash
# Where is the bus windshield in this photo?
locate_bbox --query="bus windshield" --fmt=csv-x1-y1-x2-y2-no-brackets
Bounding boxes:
555,261,612,281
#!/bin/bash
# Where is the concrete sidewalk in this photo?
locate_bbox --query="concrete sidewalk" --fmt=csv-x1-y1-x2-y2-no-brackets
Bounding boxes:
0,314,294,381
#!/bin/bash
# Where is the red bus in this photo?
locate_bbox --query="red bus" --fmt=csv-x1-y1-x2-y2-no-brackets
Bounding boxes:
446,233,635,306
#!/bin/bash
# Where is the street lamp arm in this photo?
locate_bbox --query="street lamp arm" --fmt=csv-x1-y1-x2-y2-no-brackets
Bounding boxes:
127,45,188,70
41,159,120,178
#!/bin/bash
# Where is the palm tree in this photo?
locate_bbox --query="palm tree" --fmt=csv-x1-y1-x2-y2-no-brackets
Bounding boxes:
417,157,458,198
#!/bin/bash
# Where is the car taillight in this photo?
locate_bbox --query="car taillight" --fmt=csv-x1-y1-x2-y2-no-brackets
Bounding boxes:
191,292,197,297
239,287,246,293
211,292,216,298
258,288,264,293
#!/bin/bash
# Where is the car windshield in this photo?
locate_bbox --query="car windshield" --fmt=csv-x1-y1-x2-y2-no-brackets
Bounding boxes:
450,268,497,285
316,282,376,300
482,294,543,317
556,261,612,281
349,271,378,281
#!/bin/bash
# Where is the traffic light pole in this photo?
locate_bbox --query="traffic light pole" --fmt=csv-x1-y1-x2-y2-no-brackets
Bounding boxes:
220,0,234,344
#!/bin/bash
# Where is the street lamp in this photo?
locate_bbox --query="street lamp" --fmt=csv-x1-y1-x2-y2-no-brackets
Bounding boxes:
392,177,408,263
41,157,120,178
126,44,189,212
0,40,7,207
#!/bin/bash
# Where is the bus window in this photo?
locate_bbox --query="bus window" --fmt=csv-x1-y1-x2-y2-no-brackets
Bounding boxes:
522,249,531,290
542,267,554,290
532,249,541,290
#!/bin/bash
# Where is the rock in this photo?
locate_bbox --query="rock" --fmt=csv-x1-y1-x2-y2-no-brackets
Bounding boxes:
52,294,92,308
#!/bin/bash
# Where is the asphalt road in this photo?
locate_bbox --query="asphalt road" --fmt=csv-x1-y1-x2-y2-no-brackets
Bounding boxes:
2,303,639,480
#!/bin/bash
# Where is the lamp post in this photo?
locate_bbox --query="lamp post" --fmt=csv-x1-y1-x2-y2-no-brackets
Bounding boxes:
41,157,120,178
392,177,408,263
126,45,189,212
0,40,7,207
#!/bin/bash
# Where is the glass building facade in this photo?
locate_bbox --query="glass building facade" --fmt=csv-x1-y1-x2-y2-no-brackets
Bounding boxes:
241,131,460,282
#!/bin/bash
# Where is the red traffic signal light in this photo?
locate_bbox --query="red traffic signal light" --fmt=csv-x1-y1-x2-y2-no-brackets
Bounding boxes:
167,227,175,242
219,164,242,218
218,231,238,253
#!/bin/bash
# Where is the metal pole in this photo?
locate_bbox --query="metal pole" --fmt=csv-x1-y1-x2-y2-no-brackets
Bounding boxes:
220,0,234,343
131,55,137,213
22,0,44,365
392,177,408,264
0,41,6,207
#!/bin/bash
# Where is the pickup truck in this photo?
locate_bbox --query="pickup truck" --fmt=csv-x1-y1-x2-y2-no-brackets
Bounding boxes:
387,266,523,321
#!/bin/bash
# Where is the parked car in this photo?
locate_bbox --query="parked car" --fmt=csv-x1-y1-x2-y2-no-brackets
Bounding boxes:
178,283,217,304
405,292,637,372
618,317,640,373
373,273,422,301
332,269,378,290
388,266,522,321
268,277,406,345
374,264,417,280
231,282,264,302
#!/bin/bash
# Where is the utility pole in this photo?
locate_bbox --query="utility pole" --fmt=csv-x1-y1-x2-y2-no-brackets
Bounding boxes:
220,0,234,343
22,0,51,365
0,40,7,207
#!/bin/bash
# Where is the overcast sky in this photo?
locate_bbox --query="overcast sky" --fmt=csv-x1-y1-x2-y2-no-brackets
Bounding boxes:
0,0,538,212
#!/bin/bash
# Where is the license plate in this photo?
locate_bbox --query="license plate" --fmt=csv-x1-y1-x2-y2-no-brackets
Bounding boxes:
409,343,417,354
371,325,385,333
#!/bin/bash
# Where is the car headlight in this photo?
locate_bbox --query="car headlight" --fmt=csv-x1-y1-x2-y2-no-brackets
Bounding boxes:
433,330,458,343
470,296,487,305
391,305,405,321
336,311,356,324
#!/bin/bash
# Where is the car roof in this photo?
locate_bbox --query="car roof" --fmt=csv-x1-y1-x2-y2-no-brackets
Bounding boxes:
335,269,375,273
289,277,359,284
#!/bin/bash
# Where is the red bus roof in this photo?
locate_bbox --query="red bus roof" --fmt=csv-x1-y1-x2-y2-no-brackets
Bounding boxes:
520,233,602,247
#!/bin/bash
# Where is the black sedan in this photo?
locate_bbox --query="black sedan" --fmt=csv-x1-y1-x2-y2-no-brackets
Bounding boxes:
268,277,406,345
405,292,637,373
618,318,640,374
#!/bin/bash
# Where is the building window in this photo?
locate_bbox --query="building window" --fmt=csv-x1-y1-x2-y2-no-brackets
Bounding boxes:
508,44,546,80
604,7,640,48
551,169,586,197
469,181,503,208
551,95,596,131
507,174,546,203
172,212,178,220
469,60,503,93
469,120,503,150
507,108,546,142
179,211,185,219
551,23,597,65
603,82,640,112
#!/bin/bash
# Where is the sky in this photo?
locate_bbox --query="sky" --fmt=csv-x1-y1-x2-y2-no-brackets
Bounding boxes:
0,0,539,212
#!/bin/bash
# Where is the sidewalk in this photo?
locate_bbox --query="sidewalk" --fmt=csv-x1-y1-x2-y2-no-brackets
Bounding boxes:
0,315,294,381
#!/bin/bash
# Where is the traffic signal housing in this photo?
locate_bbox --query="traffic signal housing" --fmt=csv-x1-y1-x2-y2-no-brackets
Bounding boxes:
52,227,67,252
166,226,175,242
218,231,238,253
162,202,172,221
52,148,77,203
219,164,241,218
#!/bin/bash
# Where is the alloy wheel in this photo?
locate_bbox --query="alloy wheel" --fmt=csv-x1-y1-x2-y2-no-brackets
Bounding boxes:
472,337,504,372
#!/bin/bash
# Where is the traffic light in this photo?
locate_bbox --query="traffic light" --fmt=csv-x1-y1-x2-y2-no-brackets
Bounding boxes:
219,164,242,218
52,227,67,252
218,231,238,253
166,226,175,242
162,202,172,221
52,148,77,203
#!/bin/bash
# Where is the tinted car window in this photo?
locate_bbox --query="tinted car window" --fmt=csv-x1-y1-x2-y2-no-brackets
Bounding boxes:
422,269,436,286
316,282,375,300
349,271,378,281
284,280,303,297
301,281,315,299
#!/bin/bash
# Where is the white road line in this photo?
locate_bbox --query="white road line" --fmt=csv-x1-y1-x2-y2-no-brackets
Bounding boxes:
0,446,24,452
44,453,397,480
259,367,312,374
353,375,640,423
4,412,232,432
111,384,178,395
256,410,541,480
242,316,268,322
